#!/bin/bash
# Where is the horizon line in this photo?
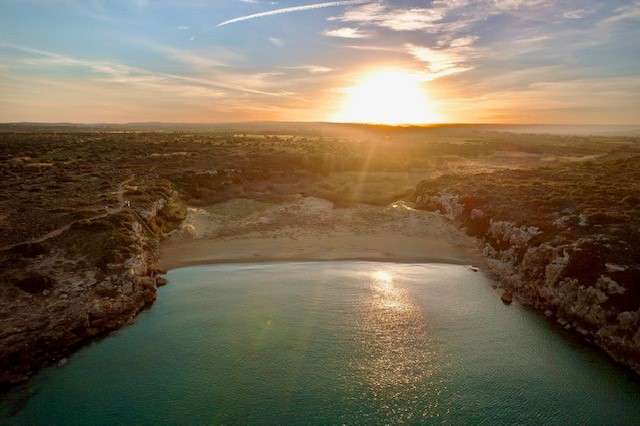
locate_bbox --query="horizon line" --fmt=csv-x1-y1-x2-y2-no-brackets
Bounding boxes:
2,121,640,126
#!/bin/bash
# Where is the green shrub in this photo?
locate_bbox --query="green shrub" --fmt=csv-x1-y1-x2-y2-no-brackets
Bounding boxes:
9,243,48,258
621,195,640,206
158,200,187,223
95,249,125,272
562,241,607,286
71,219,114,232
467,215,490,237
460,194,484,214
12,272,56,294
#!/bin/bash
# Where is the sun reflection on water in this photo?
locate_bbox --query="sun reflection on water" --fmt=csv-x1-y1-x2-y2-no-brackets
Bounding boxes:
348,268,450,422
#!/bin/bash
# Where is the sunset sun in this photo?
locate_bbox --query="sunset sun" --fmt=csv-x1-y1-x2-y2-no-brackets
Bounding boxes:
331,69,442,125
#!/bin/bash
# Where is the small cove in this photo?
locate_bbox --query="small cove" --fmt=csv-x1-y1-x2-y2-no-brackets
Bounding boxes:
2,261,639,424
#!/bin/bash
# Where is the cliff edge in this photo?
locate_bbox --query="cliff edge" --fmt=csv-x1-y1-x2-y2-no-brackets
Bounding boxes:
414,156,640,374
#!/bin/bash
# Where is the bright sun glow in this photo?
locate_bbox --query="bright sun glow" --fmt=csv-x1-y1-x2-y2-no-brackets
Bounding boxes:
331,69,442,125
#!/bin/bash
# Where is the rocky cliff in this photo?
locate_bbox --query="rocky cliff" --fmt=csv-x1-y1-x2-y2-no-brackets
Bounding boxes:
0,202,176,387
414,161,640,374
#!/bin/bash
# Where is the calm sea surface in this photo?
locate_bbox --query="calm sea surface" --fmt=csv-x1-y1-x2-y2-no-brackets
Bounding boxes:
2,262,639,424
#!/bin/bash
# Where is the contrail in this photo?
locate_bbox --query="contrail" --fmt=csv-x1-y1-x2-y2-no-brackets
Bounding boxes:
216,0,372,27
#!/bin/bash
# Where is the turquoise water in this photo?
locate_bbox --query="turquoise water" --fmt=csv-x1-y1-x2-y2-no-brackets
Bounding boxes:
2,262,639,424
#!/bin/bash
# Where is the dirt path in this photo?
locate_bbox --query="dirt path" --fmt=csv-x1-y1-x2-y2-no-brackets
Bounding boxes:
0,175,135,252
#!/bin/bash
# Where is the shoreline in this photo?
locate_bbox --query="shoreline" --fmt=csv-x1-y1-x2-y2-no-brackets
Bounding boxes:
0,196,479,387
157,198,481,272
161,255,476,270
158,234,478,271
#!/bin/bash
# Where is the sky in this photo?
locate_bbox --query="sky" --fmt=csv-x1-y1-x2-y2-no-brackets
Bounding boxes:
0,0,639,124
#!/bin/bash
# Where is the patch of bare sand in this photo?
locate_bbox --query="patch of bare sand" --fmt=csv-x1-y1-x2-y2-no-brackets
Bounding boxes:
158,197,480,269
163,208,222,242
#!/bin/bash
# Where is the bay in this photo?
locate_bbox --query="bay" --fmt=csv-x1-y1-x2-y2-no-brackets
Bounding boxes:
2,262,639,424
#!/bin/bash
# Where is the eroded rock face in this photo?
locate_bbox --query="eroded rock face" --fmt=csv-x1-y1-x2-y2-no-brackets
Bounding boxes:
421,191,640,375
487,220,541,248
490,237,639,373
0,218,162,386
138,197,169,219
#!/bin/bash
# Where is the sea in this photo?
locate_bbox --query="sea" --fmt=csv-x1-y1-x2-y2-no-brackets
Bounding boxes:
2,262,639,424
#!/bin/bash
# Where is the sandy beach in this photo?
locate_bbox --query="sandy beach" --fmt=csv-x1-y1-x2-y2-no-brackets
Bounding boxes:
158,197,480,270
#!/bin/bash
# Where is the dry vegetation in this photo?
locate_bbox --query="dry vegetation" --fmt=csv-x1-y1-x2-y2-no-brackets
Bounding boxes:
1,122,640,384
413,136,640,370
416,155,640,299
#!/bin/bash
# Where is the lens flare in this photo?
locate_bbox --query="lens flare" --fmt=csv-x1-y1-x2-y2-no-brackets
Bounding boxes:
331,69,442,125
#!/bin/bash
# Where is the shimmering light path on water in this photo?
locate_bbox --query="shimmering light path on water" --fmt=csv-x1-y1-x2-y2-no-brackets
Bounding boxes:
2,262,640,424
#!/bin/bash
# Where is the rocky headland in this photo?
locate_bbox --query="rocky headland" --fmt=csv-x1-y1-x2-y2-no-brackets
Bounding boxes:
0,189,181,386
414,155,640,373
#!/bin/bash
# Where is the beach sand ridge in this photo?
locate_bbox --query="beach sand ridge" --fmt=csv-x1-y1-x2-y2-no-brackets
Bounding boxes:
159,197,479,269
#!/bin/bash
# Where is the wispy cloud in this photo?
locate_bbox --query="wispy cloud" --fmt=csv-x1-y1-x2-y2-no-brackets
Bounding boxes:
323,27,370,38
145,41,246,69
563,9,589,19
328,3,443,32
269,37,284,47
339,44,398,52
444,75,640,124
217,0,372,27
0,42,302,101
280,65,335,74
327,0,590,34
601,1,640,25
1,0,637,124
406,44,474,81
491,0,550,11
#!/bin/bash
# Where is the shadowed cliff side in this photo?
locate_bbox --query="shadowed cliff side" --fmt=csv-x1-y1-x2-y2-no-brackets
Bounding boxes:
414,155,640,373
0,180,185,386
